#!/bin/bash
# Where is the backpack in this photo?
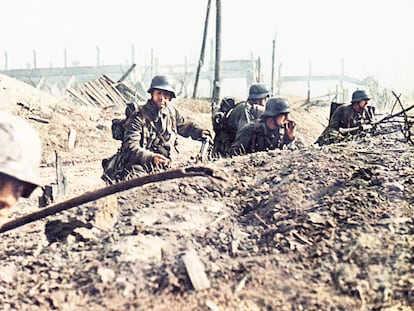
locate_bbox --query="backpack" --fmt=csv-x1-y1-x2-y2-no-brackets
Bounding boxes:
212,97,238,156
213,97,236,132
111,102,141,141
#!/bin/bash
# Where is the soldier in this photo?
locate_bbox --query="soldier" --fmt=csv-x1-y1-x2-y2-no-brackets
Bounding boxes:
0,111,42,223
213,83,271,156
316,90,375,145
102,75,210,182
229,98,296,155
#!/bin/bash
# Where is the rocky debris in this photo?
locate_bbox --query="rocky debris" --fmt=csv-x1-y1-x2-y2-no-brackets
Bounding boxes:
0,74,413,310
0,135,413,310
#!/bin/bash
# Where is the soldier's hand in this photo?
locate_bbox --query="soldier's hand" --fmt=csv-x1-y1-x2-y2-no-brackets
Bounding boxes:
152,154,170,166
201,129,211,137
285,120,296,140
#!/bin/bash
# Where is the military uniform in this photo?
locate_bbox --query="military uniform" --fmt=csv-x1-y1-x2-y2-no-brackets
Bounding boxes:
102,74,208,182
103,100,205,181
229,119,294,155
213,102,263,156
212,83,270,157
316,90,375,145
328,104,374,131
227,101,262,133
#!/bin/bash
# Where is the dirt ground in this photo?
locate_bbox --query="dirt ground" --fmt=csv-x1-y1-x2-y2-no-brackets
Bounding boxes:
0,74,413,310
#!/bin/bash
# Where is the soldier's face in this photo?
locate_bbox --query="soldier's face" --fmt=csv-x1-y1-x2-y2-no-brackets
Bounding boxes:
0,181,21,224
353,100,368,112
265,117,278,130
151,89,172,110
250,98,267,107
276,113,289,127
250,98,267,113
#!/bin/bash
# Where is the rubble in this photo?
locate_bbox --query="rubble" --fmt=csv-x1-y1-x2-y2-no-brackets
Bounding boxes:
0,75,413,310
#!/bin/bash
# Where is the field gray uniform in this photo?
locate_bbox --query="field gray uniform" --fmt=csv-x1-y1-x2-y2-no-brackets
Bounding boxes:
103,100,204,181
316,104,375,145
229,120,294,155
214,102,263,156
213,84,270,157
227,101,263,133
316,90,375,146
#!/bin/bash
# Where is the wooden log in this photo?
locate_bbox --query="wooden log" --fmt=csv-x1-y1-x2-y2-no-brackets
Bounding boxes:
0,166,223,234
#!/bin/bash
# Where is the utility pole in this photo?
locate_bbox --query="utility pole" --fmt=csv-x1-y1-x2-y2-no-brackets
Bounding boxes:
33,50,37,69
307,59,312,103
271,38,276,94
340,58,344,102
193,0,212,99
131,44,135,65
277,63,282,95
150,48,154,78
64,48,67,68
212,0,222,114
96,45,100,66
257,57,261,83
4,52,8,70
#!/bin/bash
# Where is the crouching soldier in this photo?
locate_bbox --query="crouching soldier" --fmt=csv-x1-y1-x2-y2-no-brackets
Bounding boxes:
102,75,210,183
316,90,375,145
229,98,296,155
213,83,271,157
0,111,42,223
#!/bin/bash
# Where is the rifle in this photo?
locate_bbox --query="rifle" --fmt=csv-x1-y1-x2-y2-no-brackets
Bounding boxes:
338,122,404,136
338,124,374,135
338,98,414,141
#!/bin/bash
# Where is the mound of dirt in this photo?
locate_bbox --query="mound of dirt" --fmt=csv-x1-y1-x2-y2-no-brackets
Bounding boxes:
0,75,413,310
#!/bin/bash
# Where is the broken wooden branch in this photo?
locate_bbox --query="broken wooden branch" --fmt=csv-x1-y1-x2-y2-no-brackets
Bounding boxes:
28,116,49,124
0,166,223,234
392,91,413,143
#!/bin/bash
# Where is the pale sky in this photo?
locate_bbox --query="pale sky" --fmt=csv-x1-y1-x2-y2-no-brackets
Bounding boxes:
1,0,414,96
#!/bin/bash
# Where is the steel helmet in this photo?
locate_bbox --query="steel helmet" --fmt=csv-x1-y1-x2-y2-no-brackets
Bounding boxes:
351,90,370,103
248,83,271,100
262,98,291,118
0,111,42,197
147,75,176,98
